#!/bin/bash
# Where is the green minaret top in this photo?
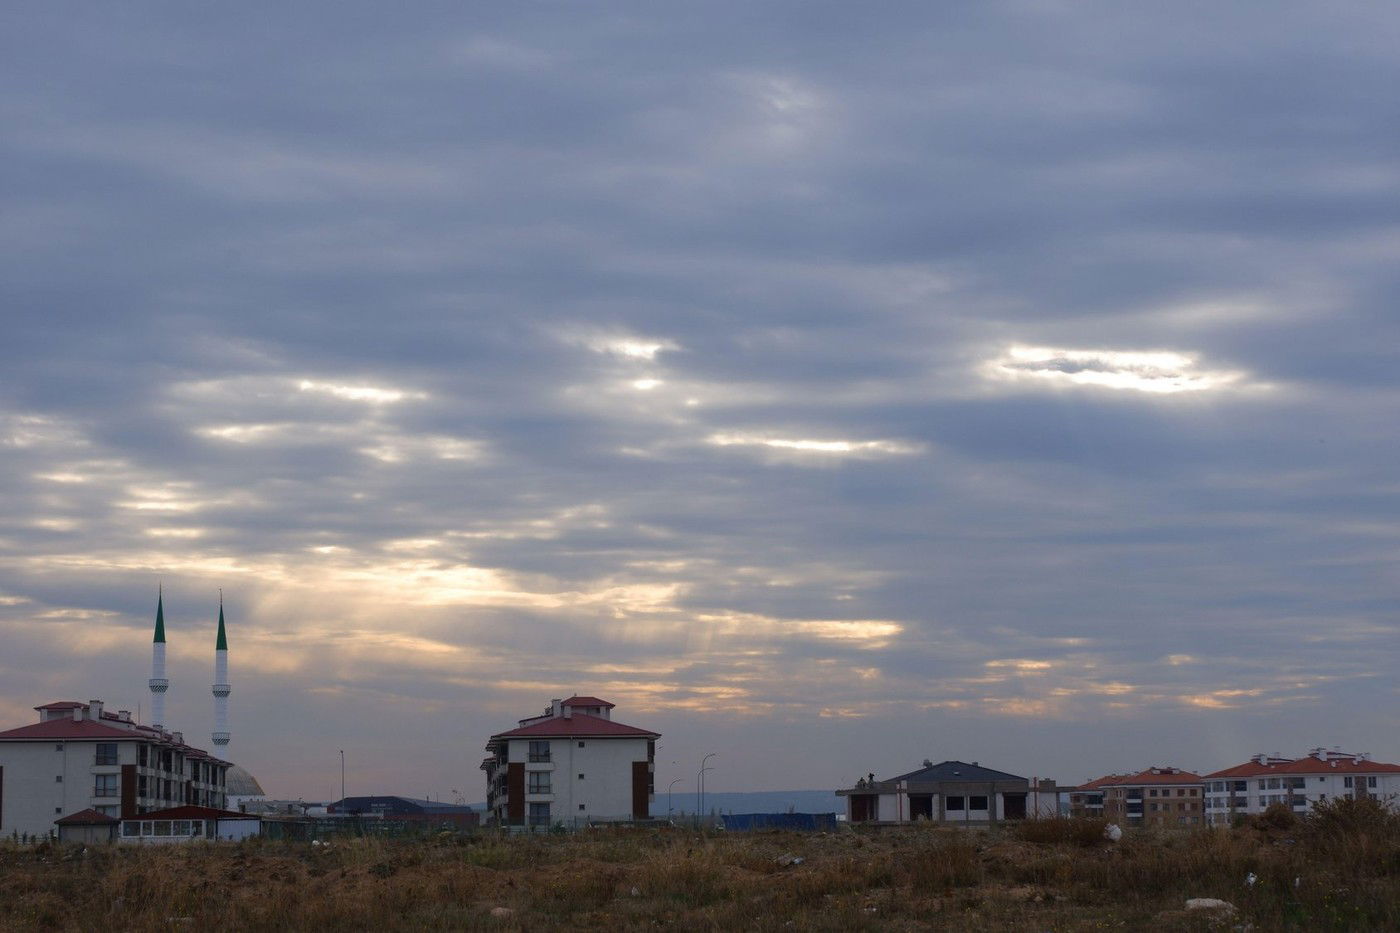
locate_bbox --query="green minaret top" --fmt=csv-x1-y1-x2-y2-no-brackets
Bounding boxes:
154,589,166,643
216,597,227,651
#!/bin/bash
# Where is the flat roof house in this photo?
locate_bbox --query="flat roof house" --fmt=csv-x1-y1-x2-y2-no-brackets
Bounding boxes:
837,760,1060,825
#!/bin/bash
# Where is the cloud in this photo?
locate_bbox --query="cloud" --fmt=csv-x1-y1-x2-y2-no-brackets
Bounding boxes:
984,346,1251,394
1,0,1398,796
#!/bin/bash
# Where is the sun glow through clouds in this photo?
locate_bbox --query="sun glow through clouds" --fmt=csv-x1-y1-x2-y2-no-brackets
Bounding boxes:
986,345,1248,394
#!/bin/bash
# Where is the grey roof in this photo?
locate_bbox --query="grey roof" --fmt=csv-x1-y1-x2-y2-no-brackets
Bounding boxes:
226,764,266,797
890,760,1026,783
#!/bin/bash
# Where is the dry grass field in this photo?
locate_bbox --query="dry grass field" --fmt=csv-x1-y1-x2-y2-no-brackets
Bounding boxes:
2,798,1396,931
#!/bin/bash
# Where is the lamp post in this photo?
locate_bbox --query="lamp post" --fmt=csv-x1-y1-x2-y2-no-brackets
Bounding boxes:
698,752,717,825
668,778,683,818
339,749,345,803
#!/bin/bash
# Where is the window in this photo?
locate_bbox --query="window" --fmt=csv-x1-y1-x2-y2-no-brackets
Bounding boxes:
1148,803,1158,812
578,773,585,781
141,821,153,835
55,807,62,814
578,742,585,748
969,796,988,811
138,776,148,798
94,774,119,797
55,743,63,752
1148,789,1157,797
578,804,586,811
138,745,147,767
122,822,140,837
1267,778,1281,790
153,821,171,837
1178,789,1186,796
1368,777,1378,788
95,743,118,766
528,771,551,794
1344,777,1353,788
528,802,550,827
528,741,550,763
945,796,965,811
55,775,62,783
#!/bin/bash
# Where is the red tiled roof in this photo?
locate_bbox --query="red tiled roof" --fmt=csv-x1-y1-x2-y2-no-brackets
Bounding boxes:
1101,768,1203,786
490,712,657,741
0,708,231,766
56,808,119,825
562,696,615,708
0,718,138,741
35,701,84,710
1207,757,1400,778
131,805,255,821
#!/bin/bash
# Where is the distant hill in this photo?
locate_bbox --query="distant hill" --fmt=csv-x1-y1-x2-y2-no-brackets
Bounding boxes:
663,789,842,816
465,790,843,815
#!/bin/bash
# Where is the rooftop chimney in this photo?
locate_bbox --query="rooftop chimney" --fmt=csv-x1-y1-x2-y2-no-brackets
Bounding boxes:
88,700,104,721
119,710,131,723
550,698,563,717
72,707,82,722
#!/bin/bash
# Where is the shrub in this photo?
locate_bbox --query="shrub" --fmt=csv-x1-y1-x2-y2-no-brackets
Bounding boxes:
1012,818,1108,847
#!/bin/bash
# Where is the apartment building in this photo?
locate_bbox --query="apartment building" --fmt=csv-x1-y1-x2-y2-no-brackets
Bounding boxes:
1100,767,1204,827
1203,748,1400,825
0,700,231,838
1068,773,1126,819
481,696,658,829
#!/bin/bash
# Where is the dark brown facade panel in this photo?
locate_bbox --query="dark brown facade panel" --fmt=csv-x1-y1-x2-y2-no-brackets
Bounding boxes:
632,761,649,819
120,764,137,819
507,762,525,825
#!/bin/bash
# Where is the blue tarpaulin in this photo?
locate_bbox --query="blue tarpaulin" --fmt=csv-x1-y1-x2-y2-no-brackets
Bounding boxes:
718,812,838,831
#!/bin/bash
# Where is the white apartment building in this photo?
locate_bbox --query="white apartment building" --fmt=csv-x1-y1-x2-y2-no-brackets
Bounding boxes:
1203,748,1400,825
481,696,658,829
0,700,231,839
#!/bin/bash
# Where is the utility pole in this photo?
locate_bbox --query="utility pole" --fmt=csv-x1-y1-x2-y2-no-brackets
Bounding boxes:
339,749,345,803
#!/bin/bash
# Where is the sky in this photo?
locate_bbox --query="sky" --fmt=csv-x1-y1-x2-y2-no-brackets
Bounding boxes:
2,2,1398,802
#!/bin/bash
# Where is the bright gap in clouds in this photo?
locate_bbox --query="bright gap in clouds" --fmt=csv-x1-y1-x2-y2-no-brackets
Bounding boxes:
708,434,922,456
987,346,1247,394
297,379,427,403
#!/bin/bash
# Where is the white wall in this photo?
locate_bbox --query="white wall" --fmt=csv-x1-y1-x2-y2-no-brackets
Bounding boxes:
510,735,651,824
0,739,139,838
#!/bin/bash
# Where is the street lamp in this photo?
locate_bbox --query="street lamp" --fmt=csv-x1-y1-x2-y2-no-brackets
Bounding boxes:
698,752,718,824
339,749,345,803
668,778,683,818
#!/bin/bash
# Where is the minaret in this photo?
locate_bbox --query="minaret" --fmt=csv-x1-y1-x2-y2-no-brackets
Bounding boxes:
149,588,169,730
212,594,230,748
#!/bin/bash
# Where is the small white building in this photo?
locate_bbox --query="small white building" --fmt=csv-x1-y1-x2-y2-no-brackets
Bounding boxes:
1204,748,1400,825
481,696,658,829
837,760,1060,824
119,804,261,843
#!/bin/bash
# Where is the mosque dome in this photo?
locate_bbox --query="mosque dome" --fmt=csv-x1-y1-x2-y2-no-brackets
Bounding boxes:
226,764,266,797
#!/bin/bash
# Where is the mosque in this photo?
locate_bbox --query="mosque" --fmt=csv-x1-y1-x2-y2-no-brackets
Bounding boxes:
0,591,266,838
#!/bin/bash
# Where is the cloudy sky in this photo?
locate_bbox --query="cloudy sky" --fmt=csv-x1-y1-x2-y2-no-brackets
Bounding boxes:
3,2,1398,800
